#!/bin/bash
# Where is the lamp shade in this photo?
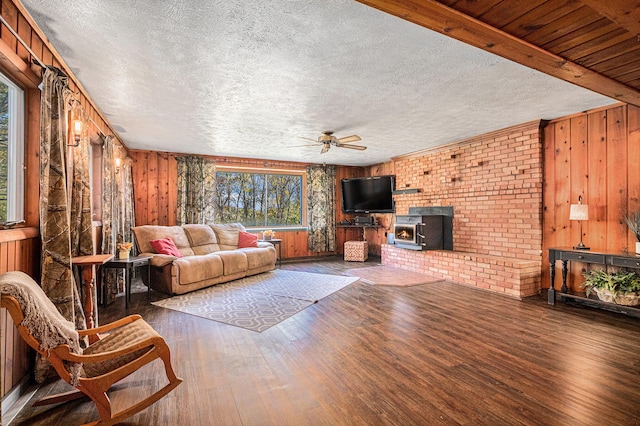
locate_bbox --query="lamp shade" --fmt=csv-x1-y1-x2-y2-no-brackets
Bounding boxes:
570,204,589,221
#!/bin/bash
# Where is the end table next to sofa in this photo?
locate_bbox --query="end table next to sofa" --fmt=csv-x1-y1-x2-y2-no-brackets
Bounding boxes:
259,238,282,267
102,255,151,308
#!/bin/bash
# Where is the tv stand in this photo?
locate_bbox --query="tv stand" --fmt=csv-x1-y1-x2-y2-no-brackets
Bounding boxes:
337,224,381,240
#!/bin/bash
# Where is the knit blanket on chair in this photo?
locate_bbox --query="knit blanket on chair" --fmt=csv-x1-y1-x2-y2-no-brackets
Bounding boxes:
0,271,82,385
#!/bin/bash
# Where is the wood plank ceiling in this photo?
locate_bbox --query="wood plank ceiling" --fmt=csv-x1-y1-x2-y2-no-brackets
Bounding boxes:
356,0,640,107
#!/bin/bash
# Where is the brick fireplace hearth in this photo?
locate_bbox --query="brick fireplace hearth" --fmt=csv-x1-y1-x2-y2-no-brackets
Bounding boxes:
380,120,544,298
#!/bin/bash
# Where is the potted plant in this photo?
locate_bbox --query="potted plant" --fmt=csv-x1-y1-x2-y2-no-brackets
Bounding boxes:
625,210,640,254
582,269,640,306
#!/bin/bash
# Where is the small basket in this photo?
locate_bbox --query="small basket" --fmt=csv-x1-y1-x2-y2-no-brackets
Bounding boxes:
614,292,640,306
595,288,640,306
594,288,614,303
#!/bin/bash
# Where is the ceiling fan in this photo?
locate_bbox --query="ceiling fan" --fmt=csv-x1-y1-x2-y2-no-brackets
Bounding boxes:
297,131,366,154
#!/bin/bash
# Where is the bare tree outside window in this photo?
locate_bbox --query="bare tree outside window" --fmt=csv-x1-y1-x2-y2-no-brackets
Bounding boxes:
215,171,302,227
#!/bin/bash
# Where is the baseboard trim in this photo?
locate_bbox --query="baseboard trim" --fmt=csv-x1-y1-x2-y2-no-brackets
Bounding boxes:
1,376,38,425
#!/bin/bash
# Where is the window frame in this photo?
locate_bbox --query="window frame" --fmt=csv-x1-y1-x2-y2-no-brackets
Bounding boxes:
0,71,25,225
215,166,307,230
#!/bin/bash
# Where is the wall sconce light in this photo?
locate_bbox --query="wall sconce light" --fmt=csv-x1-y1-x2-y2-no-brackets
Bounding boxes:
69,120,83,147
115,157,121,174
569,195,589,250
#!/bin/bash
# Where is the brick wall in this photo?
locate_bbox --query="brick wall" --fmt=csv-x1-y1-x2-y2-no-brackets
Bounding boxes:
384,120,544,297
392,120,544,260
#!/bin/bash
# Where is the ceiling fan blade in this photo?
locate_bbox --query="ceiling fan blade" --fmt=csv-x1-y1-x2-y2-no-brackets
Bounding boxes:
321,144,330,154
298,136,319,143
337,144,366,150
290,144,319,147
336,135,361,143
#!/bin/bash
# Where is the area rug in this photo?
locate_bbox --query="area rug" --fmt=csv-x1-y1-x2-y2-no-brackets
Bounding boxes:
152,270,358,332
343,265,442,287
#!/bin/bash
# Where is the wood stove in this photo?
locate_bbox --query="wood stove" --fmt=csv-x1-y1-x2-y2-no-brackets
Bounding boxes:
392,206,454,251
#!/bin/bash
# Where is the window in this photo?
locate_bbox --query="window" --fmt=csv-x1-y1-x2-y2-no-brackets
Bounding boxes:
0,72,24,224
215,169,304,227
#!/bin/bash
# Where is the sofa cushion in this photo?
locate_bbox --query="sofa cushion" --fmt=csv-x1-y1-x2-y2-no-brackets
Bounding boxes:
173,254,224,285
150,237,183,258
210,223,246,250
132,225,195,257
216,250,248,276
240,246,276,270
182,224,221,255
238,231,258,248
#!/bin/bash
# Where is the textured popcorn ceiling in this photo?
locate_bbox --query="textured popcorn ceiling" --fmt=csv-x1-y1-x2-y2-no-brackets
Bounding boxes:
22,0,614,166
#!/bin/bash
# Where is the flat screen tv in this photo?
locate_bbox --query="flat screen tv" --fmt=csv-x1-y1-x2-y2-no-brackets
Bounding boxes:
341,175,395,213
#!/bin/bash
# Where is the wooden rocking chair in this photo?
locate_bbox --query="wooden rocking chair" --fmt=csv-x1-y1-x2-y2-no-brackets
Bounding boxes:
0,271,183,426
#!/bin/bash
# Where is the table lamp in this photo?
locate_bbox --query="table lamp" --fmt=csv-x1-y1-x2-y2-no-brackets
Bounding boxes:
569,196,589,250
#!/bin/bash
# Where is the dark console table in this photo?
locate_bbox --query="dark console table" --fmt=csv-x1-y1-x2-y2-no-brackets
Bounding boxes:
102,255,151,309
548,247,640,317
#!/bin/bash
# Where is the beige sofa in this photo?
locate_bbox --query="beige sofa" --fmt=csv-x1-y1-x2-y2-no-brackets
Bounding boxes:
132,223,276,295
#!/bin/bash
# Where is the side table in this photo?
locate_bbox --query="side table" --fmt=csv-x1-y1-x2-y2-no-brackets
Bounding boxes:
72,254,114,343
259,238,282,267
102,255,151,309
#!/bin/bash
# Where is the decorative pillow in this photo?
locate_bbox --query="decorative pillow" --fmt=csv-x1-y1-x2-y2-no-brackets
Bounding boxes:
150,237,183,258
237,231,258,248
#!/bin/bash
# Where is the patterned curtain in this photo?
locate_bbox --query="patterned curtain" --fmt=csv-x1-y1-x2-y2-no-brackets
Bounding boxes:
69,107,95,258
38,67,86,382
306,165,337,252
176,156,216,225
69,105,95,320
101,136,124,304
122,156,136,255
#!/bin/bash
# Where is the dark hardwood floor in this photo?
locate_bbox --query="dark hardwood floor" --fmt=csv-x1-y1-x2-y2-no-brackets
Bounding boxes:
9,257,640,425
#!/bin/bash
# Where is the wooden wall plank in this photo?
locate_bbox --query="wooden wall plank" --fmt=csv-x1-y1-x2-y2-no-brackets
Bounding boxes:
147,152,159,225
553,119,571,249
0,240,7,273
628,105,640,251
157,153,169,226
606,106,628,250
542,123,556,289
587,111,608,251
15,14,29,62
569,115,589,289
1,1,18,52
136,152,149,226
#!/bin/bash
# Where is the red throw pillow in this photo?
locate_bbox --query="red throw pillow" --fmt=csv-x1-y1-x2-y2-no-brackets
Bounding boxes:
238,231,258,248
150,237,182,258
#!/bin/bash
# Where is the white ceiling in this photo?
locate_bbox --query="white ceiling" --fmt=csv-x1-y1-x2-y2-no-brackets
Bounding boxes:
22,0,615,166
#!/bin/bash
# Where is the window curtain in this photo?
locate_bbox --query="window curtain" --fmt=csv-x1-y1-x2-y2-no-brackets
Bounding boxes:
176,156,216,225
122,156,136,254
101,136,124,304
69,105,95,321
38,67,87,382
69,107,95,259
306,165,337,252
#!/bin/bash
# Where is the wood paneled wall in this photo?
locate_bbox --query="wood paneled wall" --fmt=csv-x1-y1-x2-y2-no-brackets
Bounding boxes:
0,228,39,398
130,151,366,258
542,104,640,290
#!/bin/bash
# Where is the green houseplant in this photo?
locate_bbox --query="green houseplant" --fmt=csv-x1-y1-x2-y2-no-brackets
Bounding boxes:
582,269,640,306
625,210,640,254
